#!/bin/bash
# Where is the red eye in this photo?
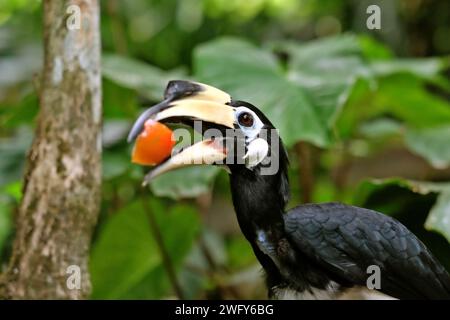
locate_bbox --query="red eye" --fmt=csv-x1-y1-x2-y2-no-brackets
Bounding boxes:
238,112,254,127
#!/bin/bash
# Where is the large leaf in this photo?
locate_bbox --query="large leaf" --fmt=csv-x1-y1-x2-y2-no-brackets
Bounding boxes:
102,54,186,100
405,125,450,169
279,35,449,139
150,166,220,200
336,73,450,141
194,37,328,147
354,178,450,243
102,151,131,180
102,120,131,148
90,200,200,299
334,77,374,139
279,34,374,128
374,74,450,128
370,57,448,81
426,191,450,244
278,34,362,63
357,34,393,60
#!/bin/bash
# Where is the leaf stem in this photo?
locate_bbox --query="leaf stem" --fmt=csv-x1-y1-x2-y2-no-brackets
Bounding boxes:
140,190,185,299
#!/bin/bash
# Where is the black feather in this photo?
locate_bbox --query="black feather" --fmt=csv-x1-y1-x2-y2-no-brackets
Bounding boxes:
284,202,450,299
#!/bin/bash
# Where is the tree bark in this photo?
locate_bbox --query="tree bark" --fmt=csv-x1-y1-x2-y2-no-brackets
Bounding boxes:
0,0,102,299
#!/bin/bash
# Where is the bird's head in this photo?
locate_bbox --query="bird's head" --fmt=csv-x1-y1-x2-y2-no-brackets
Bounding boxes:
128,80,288,185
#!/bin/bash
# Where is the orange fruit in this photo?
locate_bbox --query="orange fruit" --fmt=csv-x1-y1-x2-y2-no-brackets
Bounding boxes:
131,120,175,165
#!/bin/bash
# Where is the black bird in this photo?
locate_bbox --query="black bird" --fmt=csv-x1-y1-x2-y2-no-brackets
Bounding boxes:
128,80,450,300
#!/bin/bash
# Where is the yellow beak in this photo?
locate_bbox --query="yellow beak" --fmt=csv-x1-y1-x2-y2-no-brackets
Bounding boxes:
128,80,236,183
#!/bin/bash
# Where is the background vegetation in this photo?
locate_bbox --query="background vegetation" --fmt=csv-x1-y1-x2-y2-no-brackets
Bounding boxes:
1,0,449,299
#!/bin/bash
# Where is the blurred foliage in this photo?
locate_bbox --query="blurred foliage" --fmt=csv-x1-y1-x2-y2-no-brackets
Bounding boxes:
90,200,201,299
1,0,449,299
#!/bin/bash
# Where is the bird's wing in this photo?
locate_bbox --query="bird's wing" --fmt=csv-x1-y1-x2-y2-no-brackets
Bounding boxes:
283,202,450,299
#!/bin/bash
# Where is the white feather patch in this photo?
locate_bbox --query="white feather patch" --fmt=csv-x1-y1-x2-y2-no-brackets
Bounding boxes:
244,138,269,168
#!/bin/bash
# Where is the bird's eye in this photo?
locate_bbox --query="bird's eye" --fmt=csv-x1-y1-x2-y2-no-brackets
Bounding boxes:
238,112,254,127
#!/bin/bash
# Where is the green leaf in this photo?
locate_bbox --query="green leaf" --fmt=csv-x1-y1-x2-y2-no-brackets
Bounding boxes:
102,54,186,100
425,191,450,243
355,178,450,201
0,126,32,187
334,77,374,139
357,34,393,60
359,118,402,139
122,265,170,299
194,37,328,147
375,74,450,128
289,57,372,128
280,34,374,128
102,80,140,119
90,199,200,299
2,180,22,201
370,58,447,80
335,73,450,140
354,178,450,243
278,34,362,63
0,195,13,257
405,125,450,169
227,236,256,270
150,166,220,200
90,201,160,299
102,151,130,180
102,120,131,148
0,93,38,129
280,35,449,141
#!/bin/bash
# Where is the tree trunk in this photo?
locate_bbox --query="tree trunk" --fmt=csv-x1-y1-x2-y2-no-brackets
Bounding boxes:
0,0,102,299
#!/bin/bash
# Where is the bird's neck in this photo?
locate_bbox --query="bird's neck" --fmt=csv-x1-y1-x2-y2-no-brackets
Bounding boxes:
229,164,290,242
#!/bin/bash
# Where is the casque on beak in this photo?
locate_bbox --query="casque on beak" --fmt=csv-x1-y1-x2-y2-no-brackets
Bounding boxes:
128,80,236,185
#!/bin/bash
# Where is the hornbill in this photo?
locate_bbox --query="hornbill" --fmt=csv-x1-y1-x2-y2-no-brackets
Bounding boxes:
128,80,450,300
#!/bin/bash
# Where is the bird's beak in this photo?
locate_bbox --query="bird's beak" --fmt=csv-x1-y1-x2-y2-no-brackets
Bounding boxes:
128,80,236,184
